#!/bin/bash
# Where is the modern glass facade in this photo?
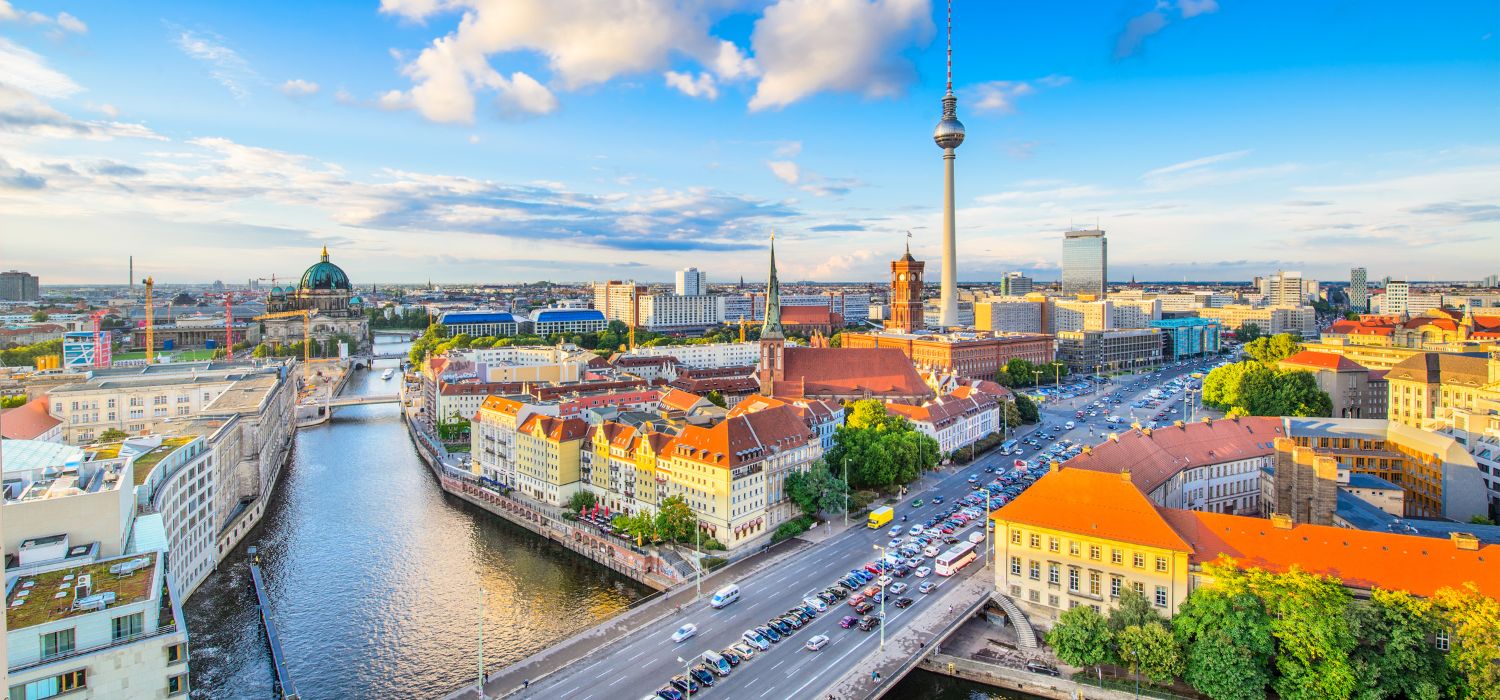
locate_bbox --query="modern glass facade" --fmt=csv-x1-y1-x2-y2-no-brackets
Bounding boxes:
1150,318,1222,360
1062,229,1107,298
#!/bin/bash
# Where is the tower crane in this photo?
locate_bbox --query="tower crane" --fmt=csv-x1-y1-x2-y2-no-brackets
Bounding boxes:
222,292,237,360
90,309,111,368
142,277,155,364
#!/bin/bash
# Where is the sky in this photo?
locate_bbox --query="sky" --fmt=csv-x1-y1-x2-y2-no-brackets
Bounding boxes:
1,0,1497,286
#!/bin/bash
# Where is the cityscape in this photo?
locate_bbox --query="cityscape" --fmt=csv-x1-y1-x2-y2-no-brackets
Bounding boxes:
1,2,1498,700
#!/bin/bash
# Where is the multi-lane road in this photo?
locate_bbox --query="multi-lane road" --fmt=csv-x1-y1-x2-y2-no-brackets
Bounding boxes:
514,359,1221,700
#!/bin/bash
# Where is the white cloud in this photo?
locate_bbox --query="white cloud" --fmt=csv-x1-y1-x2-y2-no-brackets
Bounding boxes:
712,40,758,80
664,71,717,100
173,28,259,100
0,38,81,98
55,11,85,33
1143,150,1251,178
772,141,802,158
0,1,86,33
495,71,557,117
969,81,1035,114
766,160,800,185
765,158,861,197
1115,0,1219,59
749,0,933,111
280,79,320,97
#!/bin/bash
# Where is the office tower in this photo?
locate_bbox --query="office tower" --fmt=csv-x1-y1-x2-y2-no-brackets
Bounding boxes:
1061,229,1107,298
1385,281,1410,316
932,0,965,327
1349,267,1368,312
675,267,706,296
1264,271,1307,306
0,270,40,301
1001,272,1033,296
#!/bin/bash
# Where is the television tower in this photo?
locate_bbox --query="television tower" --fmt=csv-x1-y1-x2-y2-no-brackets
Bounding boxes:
933,0,965,328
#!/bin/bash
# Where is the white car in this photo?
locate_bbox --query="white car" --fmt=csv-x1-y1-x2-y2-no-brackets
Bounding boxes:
804,596,828,612
914,567,931,578
968,531,985,544
889,582,909,595
922,545,940,558
876,574,892,587
908,524,924,536
742,630,769,650
804,634,830,651
671,623,698,643
731,642,757,659
888,526,902,538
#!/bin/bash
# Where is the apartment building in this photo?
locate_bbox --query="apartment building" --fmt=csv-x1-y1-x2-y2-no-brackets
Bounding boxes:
974,295,1045,334
44,363,284,445
1277,351,1387,419
885,389,1002,457
1196,304,1317,338
1054,329,1163,373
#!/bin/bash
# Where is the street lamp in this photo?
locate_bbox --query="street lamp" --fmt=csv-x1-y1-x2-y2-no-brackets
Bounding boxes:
842,456,849,528
1051,361,1065,390
977,488,993,570
676,656,695,699
872,543,887,650
477,587,486,700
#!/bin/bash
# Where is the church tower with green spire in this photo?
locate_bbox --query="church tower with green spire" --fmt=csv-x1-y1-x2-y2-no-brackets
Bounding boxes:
758,233,786,395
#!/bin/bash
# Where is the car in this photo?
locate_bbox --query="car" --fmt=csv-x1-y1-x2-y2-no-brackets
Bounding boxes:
671,623,698,643
922,545,940,558
804,634,831,651
888,526,903,538
720,648,742,666
967,531,985,544
876,574,893,587
758,625,781,642
854,600,874,614
871,592,884,604
743,630,770,650
918,581,938,594
967,475,979,483
656,686,683,700
731,642,757,659
848,593,867,607
863,584,881,597
940,525,955,534
792,607,814,622
893,566,911,578
912,498,924,507
774,616,798,631
817,591,837,605
863,563,882,575
932,495,944,504
893,597,915,609
839,615,859,628
670,675,698,695
908,524,924,536
889,582,909,595
689,666,715,686
857,615,881,631
888,538,903,548
944,535,961,545
1025,660,1062,677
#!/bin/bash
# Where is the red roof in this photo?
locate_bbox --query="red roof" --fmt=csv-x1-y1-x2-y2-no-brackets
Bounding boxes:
780,305,840,325
670,403,812,468
659,388,705,412
0,398,61,440
1161,509,1500,598
991,467,1194,552
778,347,932,400
1279,350,1368,372
518,414,589,442
1062,417,1283,495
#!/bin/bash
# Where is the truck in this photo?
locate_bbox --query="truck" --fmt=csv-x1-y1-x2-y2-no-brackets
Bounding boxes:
867,506,894,529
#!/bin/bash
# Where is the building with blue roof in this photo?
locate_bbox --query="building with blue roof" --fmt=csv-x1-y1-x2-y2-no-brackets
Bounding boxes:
530,308,607,335
441,310,520,337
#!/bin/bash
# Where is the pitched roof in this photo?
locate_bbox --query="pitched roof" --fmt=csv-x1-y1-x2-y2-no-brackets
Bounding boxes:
659,387,705,412
1324,319,1394,337
1279,350,1368,372
0,398,61,441
669,403,812,469
991,467,1193,552
518,414,589,442
887,391,998,429
1160,509,1500,597
778,347,932,400
1385,352,1490,386
781,305,840,325
1061,417,1283,495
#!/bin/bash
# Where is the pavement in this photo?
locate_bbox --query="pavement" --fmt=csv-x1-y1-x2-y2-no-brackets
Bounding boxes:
453,359,1219,700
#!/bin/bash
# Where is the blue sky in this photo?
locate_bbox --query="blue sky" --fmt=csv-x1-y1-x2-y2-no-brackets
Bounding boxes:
1,0,1496,285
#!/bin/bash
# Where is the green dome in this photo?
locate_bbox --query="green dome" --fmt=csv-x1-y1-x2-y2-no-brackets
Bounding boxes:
300,246,351,291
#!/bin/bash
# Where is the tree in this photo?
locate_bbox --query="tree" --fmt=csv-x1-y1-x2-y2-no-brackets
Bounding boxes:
1248,567,1358,700
1117,621,1185,684
784,461,850,517
825,400,939,489
567,490,597,513
30,311,49,322
614,510,657,545
1108,587,1164,634
1013,393,1039,424
1173,578,1274,700
1203,362,1331,417
1243,333,1304,364
95,428,130,443
705,390,727,408
1431,582,1500,699
1344,311,1361,321
1349,588,1446,700
656,495,696,542
1002,400,1022,429
1046,605,1113,680
0,395,27,409
1237,322,1264,342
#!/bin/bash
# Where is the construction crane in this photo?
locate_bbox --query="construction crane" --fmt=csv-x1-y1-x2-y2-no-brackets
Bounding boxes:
142,277,154,364
90,309,111,368
253,309,317,380
222,292,237,361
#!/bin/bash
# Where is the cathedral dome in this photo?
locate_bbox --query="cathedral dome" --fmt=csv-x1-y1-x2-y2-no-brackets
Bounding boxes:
299,246,351,291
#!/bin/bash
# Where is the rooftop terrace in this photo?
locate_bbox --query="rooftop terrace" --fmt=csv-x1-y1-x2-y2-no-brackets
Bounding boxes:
132,436,197,486
5,552,158,629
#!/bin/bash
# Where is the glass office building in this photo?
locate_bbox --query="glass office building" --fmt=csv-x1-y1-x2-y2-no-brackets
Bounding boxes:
1062,229,1108,298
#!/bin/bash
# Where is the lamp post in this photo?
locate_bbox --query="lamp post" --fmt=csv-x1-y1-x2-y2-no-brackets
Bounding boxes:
477,587,486,699
676,656,694,699
842,456,849,528
1131,648,1141,698
696,523,702,601
1051,361,1065,390
872,543,887,651
978,488,993,570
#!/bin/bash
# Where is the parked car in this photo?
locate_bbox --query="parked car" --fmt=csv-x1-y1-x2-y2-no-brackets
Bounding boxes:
854,600,874,614
655,686,683,700
670,675,698,695
1025,661,1061,677
758,625,781,643
839,615,859,629
731,642,757,659
804,634,831,651
671,623,698,643
689,666,715,687
743,630,770,650
720,648,742,666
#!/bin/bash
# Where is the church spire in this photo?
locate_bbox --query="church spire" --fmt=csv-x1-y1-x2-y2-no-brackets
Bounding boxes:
762,231,784,339
320,245,329,262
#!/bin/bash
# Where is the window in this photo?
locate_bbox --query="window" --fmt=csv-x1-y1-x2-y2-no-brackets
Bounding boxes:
1089,545,1101,561
1435,628,1449,651
1048,563,1060,585
1029,561,1040,580
167,642,187,665
40,629,75,660
1111,548,1123,565
1047,594,1059,608
1029,534,1040,549
1028,589,1040,602
1010,556,1022,576
1069,541,1080,557
9,670,86,700
1068,567,1079,592
111,612,144,641
1155,585,1168,607
1132,581,1145,595
1132,553,1145,569
1089,571,1101,595
1155,556,1168,573
1011,529,1022,544
1110,576,1121,598
1048,537,1060,552
168,674,189,696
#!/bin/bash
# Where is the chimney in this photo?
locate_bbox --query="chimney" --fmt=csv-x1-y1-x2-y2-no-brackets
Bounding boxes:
1120,469,1132,484
1174,420,1185,429
1130,421,1142,431
1142,427,1153,437
1270,513,1294,529
1050,460,1061,473
1202,416,1213,424
1108,432,1119,442
1450,532,1480,551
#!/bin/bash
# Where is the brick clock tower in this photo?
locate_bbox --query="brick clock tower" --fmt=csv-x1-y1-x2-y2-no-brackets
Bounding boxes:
886,240,925,334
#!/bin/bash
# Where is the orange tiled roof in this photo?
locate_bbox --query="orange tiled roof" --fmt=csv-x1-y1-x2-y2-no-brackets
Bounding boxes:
0,398,61,440
659,388,705,412
778,347,932,399
669,403,812,469
1324,319,1394,337
990,467,1193,552
1280,350,1368,372
781,305,838,325
478,395,525,416
518,414,588,442
1062,417,1282,494
1161,509,1500,598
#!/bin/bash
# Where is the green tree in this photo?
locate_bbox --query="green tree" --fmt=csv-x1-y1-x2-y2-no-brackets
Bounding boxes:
567,490,598,513
1046,604,1113,680
614,510,657,545
1237,322,1264,342
657,495,696,542
825,403,938,489
1432,582,1500,699
1117,621,1185,684
705,390,727,408
1249,567,1358,700
0,395,27,409
1468,514,1496,525
784,461,849,517
1108,587,1164,634
1344,311,1361,321
1349,588,1446,700
1173,576,1274,700
1002,400,1022,428
1203,362,1330,417
30,311,48,322
1013,393,1039,423
95,428,130,443
1243,333,1304,364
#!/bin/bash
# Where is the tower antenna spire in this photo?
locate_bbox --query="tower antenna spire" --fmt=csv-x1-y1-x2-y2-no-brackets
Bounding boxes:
945,0,953,94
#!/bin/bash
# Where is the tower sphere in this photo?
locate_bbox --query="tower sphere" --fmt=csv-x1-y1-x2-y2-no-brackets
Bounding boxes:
934,115,965,149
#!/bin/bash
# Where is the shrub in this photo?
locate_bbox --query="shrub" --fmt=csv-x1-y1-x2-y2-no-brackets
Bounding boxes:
850,490,877,512
772,516,813,543
701,556,727,571
701,537,727,551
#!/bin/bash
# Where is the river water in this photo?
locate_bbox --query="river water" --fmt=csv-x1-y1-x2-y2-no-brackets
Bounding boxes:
185,338,647,698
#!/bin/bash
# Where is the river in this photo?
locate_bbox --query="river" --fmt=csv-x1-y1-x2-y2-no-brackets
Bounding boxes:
184,338,647,698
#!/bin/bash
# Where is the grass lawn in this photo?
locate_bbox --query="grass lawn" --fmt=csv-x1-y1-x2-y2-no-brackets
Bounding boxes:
114,348,218,361
6,553,157,630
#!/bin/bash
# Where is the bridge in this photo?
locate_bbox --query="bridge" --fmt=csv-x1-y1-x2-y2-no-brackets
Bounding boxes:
321,394,400,407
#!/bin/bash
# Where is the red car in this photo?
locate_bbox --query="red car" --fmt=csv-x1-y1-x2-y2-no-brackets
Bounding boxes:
863,563,882,575
839,615,859,629
847,594,866,607
854,600,875,614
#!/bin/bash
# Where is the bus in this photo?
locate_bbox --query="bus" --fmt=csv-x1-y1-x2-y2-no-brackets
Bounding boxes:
934,541,977,577
867,506,895,529
1000,439,1019,455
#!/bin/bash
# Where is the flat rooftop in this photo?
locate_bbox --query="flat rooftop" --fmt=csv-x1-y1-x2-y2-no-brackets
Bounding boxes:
202,373,282,414
132,436,197,486
6,552,158,629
